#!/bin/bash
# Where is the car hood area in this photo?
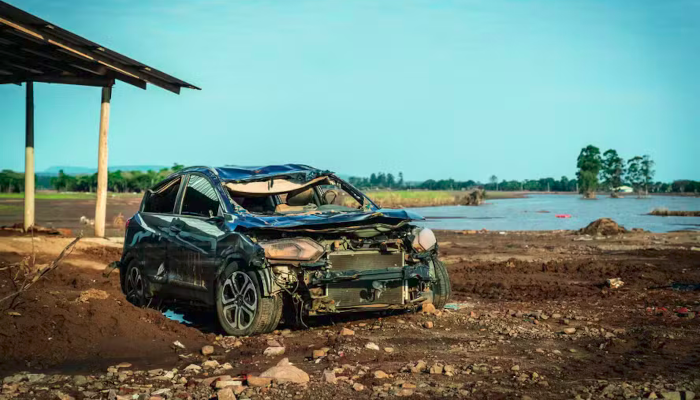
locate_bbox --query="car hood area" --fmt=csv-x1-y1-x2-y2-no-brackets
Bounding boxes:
228,208,424,232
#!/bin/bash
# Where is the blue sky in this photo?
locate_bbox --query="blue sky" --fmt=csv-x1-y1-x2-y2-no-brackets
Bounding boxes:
1,0,698,182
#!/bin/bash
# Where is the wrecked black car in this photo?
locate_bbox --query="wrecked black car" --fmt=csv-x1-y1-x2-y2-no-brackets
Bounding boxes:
118,165,451,336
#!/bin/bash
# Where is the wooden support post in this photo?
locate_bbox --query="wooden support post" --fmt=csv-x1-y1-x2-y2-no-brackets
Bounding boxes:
23,81,34,231
94,86,111,237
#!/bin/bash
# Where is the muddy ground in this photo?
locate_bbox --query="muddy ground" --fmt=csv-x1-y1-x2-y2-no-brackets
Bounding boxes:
1,229,699,400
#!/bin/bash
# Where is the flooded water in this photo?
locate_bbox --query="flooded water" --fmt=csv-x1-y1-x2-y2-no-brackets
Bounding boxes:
412,194,700,232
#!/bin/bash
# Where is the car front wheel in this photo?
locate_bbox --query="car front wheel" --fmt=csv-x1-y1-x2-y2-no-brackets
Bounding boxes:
216,263,282,336
431,256,452,309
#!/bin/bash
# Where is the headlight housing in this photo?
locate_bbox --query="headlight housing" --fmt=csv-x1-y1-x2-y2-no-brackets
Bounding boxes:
259,238,324,262
412,227,437,252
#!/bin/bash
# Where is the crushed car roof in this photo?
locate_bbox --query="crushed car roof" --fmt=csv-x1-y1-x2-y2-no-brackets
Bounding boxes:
208,164,329,182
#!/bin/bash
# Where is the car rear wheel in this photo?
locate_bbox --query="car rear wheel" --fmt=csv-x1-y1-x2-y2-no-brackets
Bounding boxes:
123,259,148,307
216,263,282,336
431,257,452,309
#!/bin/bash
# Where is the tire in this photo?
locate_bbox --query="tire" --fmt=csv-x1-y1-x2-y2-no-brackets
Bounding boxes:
431,257,452,309
216,262,282,336
123,259,148,307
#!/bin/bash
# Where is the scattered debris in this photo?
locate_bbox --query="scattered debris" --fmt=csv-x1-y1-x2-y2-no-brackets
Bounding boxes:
606,278,625,289
578,218,627,236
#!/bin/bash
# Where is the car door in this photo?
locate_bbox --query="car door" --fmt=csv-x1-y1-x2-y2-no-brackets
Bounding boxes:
167,173,227,302
135,176,184,284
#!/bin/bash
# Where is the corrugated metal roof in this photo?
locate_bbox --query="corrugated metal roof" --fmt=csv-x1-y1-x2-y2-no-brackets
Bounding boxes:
0,1,199,93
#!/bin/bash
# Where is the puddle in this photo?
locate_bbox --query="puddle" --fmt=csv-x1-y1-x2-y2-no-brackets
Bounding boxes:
163,309,192,324
444,302,475,310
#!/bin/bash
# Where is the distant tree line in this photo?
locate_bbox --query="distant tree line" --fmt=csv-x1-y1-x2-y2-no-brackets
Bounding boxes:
575,145,675,198
0,160,698,195
0,164,184,193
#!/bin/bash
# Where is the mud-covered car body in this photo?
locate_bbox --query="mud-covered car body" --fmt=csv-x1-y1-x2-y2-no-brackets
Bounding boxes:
118,164,450,335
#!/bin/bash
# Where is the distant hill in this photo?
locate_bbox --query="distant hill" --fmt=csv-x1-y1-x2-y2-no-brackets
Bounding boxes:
41,165,169,176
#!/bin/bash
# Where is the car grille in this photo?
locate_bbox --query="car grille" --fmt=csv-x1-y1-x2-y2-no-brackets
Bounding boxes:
328,280,405,308
329,251,403,272
327,251,405,307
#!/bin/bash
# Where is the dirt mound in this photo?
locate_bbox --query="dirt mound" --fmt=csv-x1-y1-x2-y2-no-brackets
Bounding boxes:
0,261,211,374
578,218,627,236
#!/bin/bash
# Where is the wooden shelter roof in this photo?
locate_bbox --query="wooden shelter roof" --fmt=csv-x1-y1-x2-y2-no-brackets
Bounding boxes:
0,1,199,93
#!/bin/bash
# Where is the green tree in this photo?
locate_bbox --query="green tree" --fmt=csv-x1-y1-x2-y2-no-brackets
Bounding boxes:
626,156,643,197
576,145,602,198
489,175,498,191
601,149,624,197
640,155,655,197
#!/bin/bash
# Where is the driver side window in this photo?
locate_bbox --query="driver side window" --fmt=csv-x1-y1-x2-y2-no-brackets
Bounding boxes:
181,175,221,217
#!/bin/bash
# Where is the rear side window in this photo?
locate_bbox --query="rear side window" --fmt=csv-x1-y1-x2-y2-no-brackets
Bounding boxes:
181,175,221,217
143,177,181,214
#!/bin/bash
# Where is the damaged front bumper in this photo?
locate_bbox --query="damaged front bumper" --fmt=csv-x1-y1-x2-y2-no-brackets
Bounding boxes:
301,254,435,315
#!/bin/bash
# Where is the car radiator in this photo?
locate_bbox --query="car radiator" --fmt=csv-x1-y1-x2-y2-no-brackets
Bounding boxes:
327,251,405,307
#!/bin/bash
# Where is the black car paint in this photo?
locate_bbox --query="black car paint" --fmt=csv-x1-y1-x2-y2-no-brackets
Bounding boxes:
119,165,426,307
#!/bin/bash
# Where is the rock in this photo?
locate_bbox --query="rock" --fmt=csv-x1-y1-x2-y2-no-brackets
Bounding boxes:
660,392,695,400
233,386,246,395
184,364,202,372
313,349,326,359
203,360,220,369
340,327,355,336
511,365,520,371
353,383,365,391
424,321,434,329
561,327,576,335
73,375,88,386
365,342,380,351
397,389,414,397
260,361,310,384
216,380,242,389
152,389,171,396
421,303,437,314
443,365,455,376
552,313,562,319
247,376,272,387
267,339,282,347
217,388,236,400
263,346,285,356
116,362,132,369
202,345,215,355
429,364,444,374
323,370,337,384
148,369,164,377
374,370,389,379
410,361,427,373
173,340,186,349
55,391,75,400
276,357,292,366
384,347,394,353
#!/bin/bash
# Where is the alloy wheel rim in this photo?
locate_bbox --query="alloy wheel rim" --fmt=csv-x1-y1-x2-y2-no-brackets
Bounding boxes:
126,266,144,305
221,271,258,330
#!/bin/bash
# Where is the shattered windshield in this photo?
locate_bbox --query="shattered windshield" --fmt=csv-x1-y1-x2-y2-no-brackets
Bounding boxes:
223,175,371,215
